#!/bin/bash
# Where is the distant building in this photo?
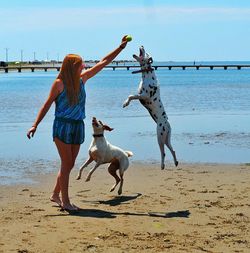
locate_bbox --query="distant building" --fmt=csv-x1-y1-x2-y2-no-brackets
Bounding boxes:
31,60,42,65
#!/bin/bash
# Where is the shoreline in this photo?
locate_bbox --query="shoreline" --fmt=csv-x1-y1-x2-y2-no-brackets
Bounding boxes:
1,162,249,252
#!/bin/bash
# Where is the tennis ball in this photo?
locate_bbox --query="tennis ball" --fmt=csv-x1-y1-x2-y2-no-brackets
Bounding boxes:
126,35,132,42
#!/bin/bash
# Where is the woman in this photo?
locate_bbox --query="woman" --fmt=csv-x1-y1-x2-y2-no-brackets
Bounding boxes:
27,36,128,211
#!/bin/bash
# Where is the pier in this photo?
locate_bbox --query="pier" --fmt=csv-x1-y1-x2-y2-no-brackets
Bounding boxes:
1,64,250,73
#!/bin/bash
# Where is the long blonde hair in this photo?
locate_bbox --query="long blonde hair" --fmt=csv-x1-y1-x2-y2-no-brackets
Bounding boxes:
58,54,83,105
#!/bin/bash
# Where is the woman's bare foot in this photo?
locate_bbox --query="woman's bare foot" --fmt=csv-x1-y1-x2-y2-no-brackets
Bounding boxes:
49,193,62,207
72,203,80,210
61,203,80,212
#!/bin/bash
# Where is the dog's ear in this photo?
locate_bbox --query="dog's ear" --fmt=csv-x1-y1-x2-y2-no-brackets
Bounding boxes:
103,125,114,131
148,57,153,64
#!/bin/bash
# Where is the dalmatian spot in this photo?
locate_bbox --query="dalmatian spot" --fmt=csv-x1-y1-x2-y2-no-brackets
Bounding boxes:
154,87,157,90
150,91,153,97
149,84,153,89
159,123,162,126
162,112,166,116
163,126,165,131
146,90,148,93
161,132,163,136
152,77,155,80
160,105,162,108
153,97,157,101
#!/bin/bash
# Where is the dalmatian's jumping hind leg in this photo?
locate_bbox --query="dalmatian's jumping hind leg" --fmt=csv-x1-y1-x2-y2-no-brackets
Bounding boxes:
165,129,178,167
157,131,165,170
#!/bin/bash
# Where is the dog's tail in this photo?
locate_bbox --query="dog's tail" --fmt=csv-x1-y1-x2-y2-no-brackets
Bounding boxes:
125,151,133,157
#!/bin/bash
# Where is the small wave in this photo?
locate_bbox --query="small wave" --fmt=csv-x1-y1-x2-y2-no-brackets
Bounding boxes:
175,131,250,148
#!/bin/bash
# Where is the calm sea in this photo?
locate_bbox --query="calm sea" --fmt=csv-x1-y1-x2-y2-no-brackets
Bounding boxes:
0,62,250,184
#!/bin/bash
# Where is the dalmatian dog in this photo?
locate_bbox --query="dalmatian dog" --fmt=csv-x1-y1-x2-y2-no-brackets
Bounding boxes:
123,46,178,169
76,117,133,195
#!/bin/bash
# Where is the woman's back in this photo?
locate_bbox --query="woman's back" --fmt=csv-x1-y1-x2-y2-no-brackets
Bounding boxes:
55,79,86,121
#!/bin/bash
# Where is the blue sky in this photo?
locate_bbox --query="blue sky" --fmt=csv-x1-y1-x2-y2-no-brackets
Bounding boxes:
1,0,250,62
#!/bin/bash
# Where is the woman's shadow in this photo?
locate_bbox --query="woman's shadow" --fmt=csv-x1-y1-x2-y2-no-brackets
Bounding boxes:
46,193,190,219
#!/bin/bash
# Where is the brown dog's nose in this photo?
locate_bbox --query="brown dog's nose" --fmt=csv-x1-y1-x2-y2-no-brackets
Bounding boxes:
92,117,98,126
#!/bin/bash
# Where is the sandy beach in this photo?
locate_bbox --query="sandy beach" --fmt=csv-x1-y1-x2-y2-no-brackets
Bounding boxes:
0,162,249,253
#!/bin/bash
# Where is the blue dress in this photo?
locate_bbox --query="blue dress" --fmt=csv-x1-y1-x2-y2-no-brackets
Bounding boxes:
53,79,86,144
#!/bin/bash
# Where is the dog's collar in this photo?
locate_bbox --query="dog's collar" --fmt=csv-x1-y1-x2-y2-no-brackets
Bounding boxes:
93,134,104,138
132,67,154,74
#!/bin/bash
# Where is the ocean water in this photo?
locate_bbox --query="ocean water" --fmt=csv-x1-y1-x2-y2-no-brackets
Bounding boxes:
0,64,250,184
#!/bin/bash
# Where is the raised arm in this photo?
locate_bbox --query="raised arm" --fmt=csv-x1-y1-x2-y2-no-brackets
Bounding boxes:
81,35,128,83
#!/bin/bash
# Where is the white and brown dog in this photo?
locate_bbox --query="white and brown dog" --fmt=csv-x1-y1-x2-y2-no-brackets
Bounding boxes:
123,46,178,169
76,117,133,195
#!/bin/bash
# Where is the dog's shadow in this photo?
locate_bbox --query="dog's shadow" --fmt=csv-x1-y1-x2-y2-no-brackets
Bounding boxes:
81,193,142,206
46,193,190,219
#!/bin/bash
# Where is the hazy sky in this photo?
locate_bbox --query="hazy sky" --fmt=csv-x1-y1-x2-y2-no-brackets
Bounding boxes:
1,0,250,62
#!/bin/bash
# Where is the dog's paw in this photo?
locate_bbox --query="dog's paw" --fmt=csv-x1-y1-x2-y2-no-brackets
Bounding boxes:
123,100,129,108
85,177,90,182
76,175,81,180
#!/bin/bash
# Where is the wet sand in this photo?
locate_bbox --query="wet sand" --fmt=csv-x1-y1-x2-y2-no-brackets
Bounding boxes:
0,162,250,253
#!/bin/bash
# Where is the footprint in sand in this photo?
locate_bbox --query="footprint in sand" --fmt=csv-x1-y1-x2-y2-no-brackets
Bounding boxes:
17,249,29,253
32,208,45,212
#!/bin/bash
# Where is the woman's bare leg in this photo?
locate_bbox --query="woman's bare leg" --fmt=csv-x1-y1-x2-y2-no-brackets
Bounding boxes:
50,171,62,206
53,138,80,210
70,143,81,209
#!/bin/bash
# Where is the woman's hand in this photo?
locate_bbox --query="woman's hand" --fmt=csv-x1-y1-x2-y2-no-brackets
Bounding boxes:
120,35,128,49
27,126,37,139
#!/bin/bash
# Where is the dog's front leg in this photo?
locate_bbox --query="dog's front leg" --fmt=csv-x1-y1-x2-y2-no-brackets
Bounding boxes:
123,94,143,107
85,162,101,182
123,95,139,107
76,156,93,180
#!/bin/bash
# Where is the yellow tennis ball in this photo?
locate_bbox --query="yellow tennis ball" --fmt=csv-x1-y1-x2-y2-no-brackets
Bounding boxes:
126,35,132,42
